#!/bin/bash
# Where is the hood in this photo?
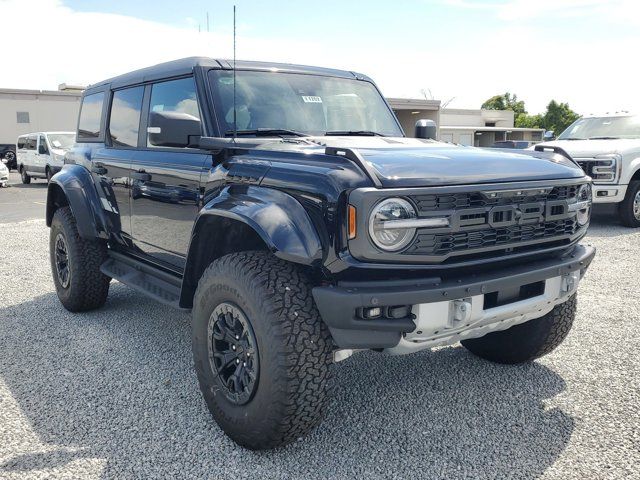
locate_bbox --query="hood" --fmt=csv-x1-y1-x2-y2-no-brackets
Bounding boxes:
298,137,584,188
535,138,640,158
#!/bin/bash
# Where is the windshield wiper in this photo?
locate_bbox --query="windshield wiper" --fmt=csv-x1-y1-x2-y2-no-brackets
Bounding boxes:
588,136,620,140
224,128,307,137
324,130,386,137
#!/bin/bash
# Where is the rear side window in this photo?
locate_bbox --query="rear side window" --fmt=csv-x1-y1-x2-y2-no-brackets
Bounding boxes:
147,77,200,148
17,137,26,149
109,86,144,148
78,92,105,140
26,135,37,150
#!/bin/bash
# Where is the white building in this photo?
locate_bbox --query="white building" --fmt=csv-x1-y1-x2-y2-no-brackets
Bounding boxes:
0,85,82,146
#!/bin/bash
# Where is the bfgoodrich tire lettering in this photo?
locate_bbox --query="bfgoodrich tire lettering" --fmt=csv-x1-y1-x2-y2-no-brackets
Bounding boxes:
461,294,577,364
49,206,111,312
191,251,333,450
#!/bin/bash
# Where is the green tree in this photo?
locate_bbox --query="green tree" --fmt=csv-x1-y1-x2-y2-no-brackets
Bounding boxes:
515,113,543,129
481,92,526,116
542,100,580,137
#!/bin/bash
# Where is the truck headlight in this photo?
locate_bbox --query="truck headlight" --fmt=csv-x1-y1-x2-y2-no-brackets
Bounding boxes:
574,184,592,226
591,154,620,182
368,198,417,251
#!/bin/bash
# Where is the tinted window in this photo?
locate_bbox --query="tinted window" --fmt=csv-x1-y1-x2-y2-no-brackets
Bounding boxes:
17,137,26,149
38,135,48,154
147,77,200,147
78,92,105,140
109,86,144,147
26,135,37,150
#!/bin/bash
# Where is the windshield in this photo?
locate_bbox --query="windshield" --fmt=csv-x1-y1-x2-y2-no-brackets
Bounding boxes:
209,70,403,137
47,133,76,150
558,115,640,140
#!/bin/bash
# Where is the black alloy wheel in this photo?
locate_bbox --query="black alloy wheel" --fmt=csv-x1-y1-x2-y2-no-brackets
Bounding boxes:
208,302,259,405
54,232,70,288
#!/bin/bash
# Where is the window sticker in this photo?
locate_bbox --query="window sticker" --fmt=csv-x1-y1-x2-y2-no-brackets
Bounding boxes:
301,96,322,103
51,140,62,148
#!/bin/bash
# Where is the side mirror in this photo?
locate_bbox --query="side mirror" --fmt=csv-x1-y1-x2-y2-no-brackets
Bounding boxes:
38,145,47,154
544,130,555,140
415,119,437,140
148,111,201,148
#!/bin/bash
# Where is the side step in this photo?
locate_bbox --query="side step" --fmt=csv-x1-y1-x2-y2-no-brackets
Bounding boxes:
100,250,185,309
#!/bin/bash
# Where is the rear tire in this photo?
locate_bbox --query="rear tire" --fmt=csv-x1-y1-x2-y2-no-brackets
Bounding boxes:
20,167,31,184
619,180,640,228
50,206,111,312
192,251,333,450
461,294,577,364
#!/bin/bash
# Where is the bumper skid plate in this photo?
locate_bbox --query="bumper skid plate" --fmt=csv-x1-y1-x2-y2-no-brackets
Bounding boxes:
312,244,595,351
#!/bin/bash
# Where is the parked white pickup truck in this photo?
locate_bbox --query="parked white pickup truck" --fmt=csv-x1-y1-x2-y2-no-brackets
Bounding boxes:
535,113,640,227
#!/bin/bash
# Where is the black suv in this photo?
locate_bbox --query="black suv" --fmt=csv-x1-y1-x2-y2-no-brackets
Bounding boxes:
46,57,595,449
1,144,16,170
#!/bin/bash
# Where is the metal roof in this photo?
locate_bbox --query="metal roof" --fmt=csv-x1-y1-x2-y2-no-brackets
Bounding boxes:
87,57,365,91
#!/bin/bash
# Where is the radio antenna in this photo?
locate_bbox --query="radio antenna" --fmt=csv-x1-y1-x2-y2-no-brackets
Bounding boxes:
232,5,237,142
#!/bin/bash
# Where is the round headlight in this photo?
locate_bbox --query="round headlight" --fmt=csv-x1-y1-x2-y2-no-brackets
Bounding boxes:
576,184,592,226
368,198,417,251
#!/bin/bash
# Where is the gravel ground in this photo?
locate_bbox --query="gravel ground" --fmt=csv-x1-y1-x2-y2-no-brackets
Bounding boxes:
0,210,639,479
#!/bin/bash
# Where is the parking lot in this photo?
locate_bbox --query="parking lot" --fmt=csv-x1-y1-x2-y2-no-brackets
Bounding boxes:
0,173,638,479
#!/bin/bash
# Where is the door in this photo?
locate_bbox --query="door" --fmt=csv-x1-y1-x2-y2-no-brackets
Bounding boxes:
130,76,208,269
25,135,37,173
37,134,49,174
91,85,145,240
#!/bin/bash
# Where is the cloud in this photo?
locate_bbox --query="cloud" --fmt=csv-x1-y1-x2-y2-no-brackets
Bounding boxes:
1,0,640,117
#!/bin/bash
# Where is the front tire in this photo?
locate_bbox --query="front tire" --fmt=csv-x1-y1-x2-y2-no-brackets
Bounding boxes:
192,251,333,450
49,207,111,312
461,294,577,364
619,180,640,228
46,167,53,183
20,167,31,184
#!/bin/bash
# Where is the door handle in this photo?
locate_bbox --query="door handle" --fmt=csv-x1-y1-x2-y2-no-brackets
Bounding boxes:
131,170,151,181
91,164,107,175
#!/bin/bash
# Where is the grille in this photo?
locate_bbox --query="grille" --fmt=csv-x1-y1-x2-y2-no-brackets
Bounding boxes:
405,219,578,256
411,185,577,213
402,184,583,259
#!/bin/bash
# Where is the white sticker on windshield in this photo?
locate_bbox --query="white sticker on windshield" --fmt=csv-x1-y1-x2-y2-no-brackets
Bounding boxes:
52,140,62,148
301,96,322,103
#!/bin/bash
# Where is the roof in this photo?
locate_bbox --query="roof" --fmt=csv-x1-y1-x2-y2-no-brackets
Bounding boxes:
87,57,366,92
0,87,82,98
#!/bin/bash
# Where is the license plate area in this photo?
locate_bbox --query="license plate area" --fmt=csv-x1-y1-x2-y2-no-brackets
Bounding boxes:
483,280,545,310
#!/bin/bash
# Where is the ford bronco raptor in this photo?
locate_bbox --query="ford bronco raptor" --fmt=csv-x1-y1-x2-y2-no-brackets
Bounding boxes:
46,57,595,450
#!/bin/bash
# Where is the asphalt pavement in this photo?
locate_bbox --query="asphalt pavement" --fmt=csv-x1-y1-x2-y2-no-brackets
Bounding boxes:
0,172,49,224
0,185,638,479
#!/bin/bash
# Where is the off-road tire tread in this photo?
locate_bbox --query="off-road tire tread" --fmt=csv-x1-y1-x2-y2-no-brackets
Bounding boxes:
619,180,640,228
50,206,110,312
461,294,577,364
192,251,333,450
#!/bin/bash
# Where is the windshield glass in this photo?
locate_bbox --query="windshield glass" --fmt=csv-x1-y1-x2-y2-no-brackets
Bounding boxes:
558,115,640,140
209,70,403,137
47,133,76,149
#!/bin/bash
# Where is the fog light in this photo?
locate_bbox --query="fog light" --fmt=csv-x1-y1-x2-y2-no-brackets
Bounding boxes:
386,305,411,319
363,307,382,319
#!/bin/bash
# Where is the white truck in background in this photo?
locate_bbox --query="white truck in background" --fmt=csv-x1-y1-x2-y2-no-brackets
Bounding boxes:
535,113,640,227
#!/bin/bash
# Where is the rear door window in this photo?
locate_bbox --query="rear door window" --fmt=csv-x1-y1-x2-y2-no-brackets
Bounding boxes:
108,86,144,148
78,92,105,140
26,135,37,150
17,137,26,149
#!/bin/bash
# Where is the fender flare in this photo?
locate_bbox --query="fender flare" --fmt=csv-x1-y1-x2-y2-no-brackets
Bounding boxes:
180,185,323,307
46,164,108,239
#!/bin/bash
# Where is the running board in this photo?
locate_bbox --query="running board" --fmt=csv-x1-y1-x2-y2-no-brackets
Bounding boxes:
100,251,185,309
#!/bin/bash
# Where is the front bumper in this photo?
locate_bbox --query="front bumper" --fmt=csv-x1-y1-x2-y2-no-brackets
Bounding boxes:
592,183,627,203
312,244,595,351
